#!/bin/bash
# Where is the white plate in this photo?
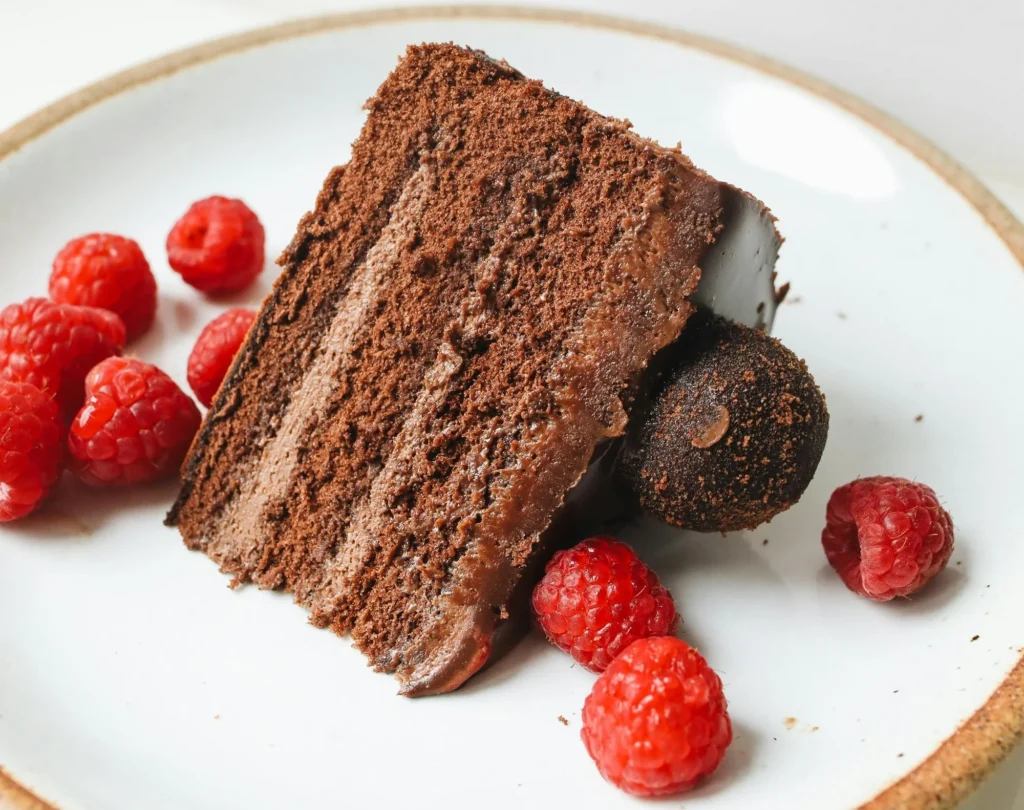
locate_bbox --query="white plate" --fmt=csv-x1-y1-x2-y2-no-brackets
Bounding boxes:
1,8,1023,810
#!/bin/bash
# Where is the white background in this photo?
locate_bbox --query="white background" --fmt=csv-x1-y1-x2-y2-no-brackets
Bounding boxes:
1,0,1022,807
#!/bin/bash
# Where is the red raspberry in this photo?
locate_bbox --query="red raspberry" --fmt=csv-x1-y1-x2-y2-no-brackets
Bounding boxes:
0,381,64,521
581,636,732,797
532,536,678,672
68,357,201,486
166,196,265,295
822,476,954,601
0,297,126,421
187,308,255,407
50,233,158,341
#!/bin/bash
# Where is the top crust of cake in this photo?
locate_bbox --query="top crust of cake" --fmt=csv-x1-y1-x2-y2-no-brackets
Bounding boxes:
169,44,724,694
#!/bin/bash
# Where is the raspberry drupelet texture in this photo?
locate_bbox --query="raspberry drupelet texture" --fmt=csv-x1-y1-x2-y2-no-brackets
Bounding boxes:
68,357,201,486
166,196,265,295
581,636,732,797
822,476,954,601
0,380,64,521
532,536,678,672
0,297,126,421
187,308,256,407
50,233,158,341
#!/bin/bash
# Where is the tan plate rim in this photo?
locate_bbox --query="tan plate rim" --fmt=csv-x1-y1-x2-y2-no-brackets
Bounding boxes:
1,6,1022,810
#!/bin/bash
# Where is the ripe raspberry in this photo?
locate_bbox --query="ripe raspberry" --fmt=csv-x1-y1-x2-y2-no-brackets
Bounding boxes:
581,636,732,797
50,233,158,341
187,308,255,407
0,297,126,420
166,196,265,295
68,357,201,486
822,476,954,601
0,381,64,521
532,536,678,672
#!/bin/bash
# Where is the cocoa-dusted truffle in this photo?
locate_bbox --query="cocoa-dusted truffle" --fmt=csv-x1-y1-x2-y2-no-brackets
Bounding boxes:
620,312,828,532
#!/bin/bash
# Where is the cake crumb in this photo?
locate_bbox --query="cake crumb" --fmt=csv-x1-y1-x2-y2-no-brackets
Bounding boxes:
214,714,221,720
763,538,769,546
898,752,904,758
784,717,797,730
689,405,730,448
914,414,924,423
971,635,980,642
558,715,569,727
811,726,819,732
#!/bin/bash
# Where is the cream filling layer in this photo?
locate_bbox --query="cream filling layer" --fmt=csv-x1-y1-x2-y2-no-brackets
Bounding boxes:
206,164,435,578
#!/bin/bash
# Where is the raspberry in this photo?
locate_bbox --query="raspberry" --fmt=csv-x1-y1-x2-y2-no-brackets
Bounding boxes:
0,381,64,521
581,636,732,797
532,536,678,672
187,308,255,407
50,233,158,341
68,357,201,486
0,297,126,420
166,196,265,295
822,476,954,601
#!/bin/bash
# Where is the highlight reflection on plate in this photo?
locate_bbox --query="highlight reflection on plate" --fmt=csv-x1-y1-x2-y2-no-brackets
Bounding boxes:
721,81,900,198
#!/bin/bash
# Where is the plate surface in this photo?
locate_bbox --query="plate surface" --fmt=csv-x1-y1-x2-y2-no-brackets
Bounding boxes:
1,9,1023,810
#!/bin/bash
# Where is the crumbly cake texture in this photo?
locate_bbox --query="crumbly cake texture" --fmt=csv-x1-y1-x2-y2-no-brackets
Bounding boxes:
620,312,828,532
168,43,727,695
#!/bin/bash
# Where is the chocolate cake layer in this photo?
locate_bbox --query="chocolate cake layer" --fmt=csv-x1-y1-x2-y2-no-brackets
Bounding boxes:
169,44,733,695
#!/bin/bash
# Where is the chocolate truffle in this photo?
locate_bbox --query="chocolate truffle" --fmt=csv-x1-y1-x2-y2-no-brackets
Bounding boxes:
620,312,828,532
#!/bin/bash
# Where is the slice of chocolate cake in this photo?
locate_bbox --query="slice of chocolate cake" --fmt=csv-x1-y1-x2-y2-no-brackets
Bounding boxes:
168,43,776,695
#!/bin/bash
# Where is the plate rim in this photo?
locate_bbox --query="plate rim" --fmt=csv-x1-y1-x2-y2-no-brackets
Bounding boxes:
0,6,1021,809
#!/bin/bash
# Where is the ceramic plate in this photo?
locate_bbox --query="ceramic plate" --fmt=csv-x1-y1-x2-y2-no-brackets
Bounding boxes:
1,8,1022,810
